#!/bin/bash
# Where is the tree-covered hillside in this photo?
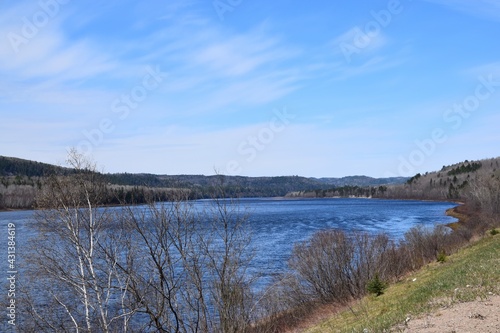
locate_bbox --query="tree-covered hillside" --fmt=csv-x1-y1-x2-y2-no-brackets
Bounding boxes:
287,157,500,211
0,154,413,209
381,158,500,202
0,156,71,177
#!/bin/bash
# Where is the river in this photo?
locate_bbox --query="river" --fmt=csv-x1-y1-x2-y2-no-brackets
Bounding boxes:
0,198,457,286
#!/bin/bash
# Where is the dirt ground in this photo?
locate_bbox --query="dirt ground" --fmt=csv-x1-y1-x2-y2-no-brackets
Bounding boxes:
394,295,500,333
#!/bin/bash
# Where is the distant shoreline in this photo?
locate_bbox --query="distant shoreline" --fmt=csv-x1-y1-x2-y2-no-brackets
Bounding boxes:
0,196,462,213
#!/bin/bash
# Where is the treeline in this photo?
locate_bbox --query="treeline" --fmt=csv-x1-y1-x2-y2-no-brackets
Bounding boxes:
0,178,188,210
0,176,325,210
98,185,190,206
0,185,37,209
286,185,388,198
2,155,498,211
446,160,482,176
0,156,340,209
315,175,407,187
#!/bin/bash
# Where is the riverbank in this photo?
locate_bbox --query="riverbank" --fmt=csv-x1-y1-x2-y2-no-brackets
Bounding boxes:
295,200,500,333
304,228,500,332
0,207,34,212
445,203,470,230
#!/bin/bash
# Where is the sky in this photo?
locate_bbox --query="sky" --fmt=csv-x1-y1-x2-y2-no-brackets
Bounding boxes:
1,0,500,178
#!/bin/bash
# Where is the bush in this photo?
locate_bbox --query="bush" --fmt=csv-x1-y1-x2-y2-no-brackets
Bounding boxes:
366,274,387,296
402,224,468,269
286,230,391,304
490,229,499,236
437,250,447,263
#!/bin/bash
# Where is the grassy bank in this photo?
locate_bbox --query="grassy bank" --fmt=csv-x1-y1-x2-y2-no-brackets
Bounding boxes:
306,230,500,333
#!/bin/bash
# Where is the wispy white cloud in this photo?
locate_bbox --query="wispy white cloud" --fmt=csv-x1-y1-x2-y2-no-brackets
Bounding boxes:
200,71,302,110
300,29,407,82
333,55,407,81
18,41,116,82
0,0,313,167
0,6,118,111
126,22,306,116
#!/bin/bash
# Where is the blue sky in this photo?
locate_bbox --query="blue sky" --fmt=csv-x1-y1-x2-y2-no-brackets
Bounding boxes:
1,0,499,177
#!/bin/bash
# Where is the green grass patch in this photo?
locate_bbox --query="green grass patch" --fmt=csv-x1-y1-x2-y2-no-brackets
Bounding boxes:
306,234,500,333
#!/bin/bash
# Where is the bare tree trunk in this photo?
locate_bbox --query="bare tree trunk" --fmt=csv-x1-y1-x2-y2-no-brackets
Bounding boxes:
21,149,135,332
20,151,254,332
117,177,254,333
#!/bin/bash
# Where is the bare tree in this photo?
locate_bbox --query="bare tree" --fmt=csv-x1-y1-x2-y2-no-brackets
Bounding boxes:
112,176,254,332
21,149,136,332
0,184,37,209
467,172,500,221
203,183,254,333
20,152,255,332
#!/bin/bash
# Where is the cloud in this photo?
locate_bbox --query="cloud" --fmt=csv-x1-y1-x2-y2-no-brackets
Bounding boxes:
188,30,296,78
200,71,302,110
0,0,310,123
0,4,120,111
334,55,406,80
129,22,306,116
296,28,407,81
1,0,315,169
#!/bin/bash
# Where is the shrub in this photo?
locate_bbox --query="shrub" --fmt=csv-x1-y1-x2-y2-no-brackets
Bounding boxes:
366,274,387,296
490,229,499,236
437,250,447,263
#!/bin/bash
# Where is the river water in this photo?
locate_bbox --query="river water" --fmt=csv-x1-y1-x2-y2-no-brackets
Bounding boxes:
227,198,458,283
0,198,458,281
0,198,457,327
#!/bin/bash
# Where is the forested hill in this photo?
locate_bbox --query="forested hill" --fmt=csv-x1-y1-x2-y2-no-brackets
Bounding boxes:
315,175,407,187
381,157,500,201
0,155,407,190
0,156,72,177
108,174,408,198
0,155,407,209
292,157,500,205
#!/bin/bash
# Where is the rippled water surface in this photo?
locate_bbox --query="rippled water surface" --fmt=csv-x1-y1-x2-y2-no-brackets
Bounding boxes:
236,198,457,282
0,198,457,290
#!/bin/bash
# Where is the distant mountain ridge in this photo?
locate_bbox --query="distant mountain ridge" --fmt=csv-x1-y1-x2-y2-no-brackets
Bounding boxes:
2,154,499,209
313,175,408,187
0,154,411,209
0,155,408,190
